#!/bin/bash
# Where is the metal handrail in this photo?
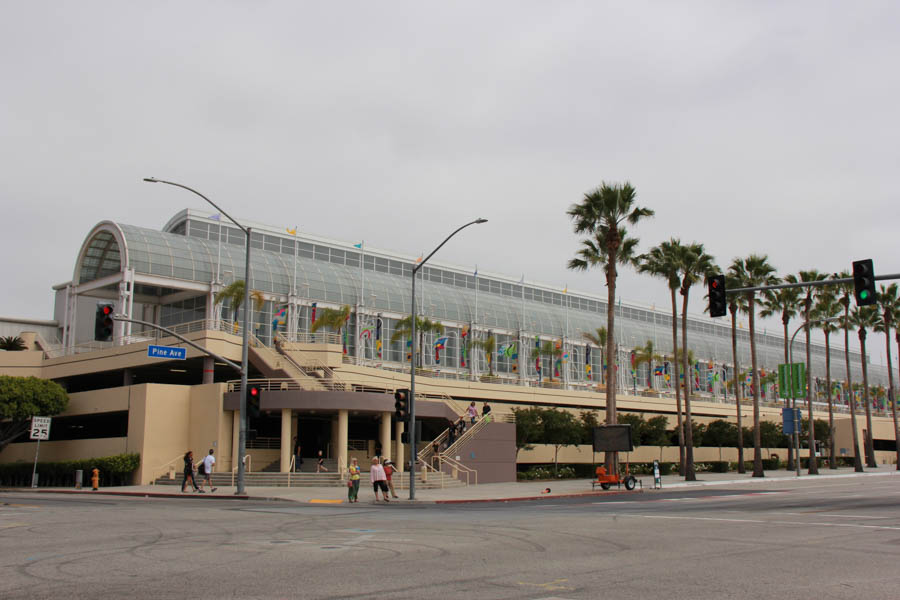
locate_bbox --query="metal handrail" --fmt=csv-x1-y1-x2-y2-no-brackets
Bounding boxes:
439,455,477,486
442,415,490,458
230,455,251,486
150,453,188,484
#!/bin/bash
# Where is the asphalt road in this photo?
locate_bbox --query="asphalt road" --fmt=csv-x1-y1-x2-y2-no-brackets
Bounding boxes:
2,476,899,599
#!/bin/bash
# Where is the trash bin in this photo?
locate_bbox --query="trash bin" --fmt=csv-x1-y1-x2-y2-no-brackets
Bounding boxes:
75,469,83,489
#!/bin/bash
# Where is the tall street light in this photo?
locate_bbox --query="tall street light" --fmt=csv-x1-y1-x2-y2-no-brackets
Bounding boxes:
408,218,487,500
789,316,841,477
144,177,252,495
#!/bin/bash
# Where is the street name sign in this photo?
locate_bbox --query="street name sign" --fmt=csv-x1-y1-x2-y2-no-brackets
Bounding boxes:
147,345,187,360
30,416,51,441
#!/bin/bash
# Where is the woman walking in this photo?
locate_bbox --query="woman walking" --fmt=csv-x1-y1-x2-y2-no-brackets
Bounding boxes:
383,459,399,499
316,450,329,473
370,457,390,502
347,457,361,503
181,450,201,493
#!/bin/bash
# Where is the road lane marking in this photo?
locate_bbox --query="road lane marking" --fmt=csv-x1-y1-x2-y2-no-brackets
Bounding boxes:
517,579,574,592
618,513,900,531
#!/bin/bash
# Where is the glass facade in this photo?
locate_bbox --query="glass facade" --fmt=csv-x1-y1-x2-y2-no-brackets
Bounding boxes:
73,212,884,388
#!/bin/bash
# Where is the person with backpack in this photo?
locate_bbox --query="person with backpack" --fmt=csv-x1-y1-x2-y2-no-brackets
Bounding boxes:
197,448,217,493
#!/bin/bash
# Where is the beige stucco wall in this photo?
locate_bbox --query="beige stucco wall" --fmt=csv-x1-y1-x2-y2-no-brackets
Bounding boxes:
0,437,128,464
0,350,44,377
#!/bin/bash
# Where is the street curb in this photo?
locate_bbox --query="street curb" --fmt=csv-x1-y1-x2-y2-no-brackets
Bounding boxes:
17,489,295,502
434,488,643,504
655,469,900,489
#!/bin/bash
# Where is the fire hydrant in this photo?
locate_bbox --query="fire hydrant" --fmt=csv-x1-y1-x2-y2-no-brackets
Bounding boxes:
91,468,100,491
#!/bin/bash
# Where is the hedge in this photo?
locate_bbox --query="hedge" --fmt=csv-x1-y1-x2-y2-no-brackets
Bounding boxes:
0,453,140,487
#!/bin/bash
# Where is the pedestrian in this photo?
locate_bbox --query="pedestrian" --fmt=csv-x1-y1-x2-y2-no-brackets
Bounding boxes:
481,401,492,421
197,448,217,493
370,457,390,502
293,437,302,473
447,423,457,446
466,401,478,424
431,440,441,469
316,450,328,472
181,450,201,493
374,441,383,460
383,459,399,498
347,457,361,503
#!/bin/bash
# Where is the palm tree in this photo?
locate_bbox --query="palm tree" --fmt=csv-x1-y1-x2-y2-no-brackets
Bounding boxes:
850,305,880,468
677,242,716,481
726,273,748,473
638,239,685,469
834,271,863,472
567,182,654,472
798,270,828,474
760,277,801,471
582,326,608,386
472,334,497,377
0,336,26,351
883,284,900,470
534,340,563,384
633,340,663,390
813,288,841,469
391,315,445,368
729,255,778,477
214,280,265,333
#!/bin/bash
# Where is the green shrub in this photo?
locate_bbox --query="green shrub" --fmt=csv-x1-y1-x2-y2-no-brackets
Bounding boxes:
0,453,140,487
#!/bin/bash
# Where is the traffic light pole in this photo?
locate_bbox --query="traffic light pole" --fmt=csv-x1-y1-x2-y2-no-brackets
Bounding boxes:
725,273,900,296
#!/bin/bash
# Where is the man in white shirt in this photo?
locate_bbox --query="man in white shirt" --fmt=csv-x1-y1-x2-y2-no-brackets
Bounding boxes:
198,449,217,493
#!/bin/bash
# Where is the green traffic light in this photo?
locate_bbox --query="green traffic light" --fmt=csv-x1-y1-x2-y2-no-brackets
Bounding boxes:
860,290,869,300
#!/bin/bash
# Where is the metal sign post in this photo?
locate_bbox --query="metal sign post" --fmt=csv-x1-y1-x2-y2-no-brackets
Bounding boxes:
30,416,51,488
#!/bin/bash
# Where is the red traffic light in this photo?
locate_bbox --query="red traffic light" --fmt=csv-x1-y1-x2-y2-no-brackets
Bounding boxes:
248,385,260,398
102,305,113,315
711,279,720,290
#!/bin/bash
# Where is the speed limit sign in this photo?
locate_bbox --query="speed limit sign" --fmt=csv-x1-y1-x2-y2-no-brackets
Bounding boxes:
30,416,51,441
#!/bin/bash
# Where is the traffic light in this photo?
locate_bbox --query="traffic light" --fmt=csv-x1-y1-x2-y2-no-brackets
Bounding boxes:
708,274,727,318
247,384,262,418
94,304,114,341
852,259,877,306
394,388,409,421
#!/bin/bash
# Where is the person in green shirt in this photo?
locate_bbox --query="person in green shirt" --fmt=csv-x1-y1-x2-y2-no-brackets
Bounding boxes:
347,457,361,503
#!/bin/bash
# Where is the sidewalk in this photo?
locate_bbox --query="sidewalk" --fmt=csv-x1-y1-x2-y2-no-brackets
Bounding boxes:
16,465,899,505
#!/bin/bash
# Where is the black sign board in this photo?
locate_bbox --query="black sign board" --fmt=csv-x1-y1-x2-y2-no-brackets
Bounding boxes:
592,425,634,452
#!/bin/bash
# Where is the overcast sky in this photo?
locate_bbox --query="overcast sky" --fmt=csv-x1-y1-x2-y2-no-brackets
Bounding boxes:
2,2,899,363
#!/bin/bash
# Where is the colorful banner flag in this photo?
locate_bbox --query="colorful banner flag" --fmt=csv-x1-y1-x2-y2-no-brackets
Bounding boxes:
406,339,412,362
286,226,297,236
433,336,448,364
460,325,469,368
359,325,374,340
585,345,592,380
310,303,317,327
375,318,382,358
272,306,287,332
535,335,542,381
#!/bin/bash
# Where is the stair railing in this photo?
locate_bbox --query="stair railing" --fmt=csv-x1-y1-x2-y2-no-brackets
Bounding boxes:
230,455,252,486
150,453,187,484
442,415,489,458
438,455,477,486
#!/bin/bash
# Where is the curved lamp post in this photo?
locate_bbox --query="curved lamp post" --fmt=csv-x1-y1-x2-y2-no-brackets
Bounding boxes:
144,177,252,495
409,218,487,500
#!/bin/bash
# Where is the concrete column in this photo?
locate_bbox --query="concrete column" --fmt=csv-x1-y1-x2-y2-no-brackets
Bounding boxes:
330,417,339,459
231,411,240,472
280,409,292,473
394,420,405,472
337,409,349,479
202,356,215,384
380,412,392,462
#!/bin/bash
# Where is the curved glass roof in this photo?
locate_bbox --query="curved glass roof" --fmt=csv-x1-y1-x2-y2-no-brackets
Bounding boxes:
78,230,122,283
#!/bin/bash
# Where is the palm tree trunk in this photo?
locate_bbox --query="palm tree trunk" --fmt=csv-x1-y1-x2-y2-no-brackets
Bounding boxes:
671,289,684,474
825,331,836,469
859,332,877,468
805,316,818,475
894,333,900,470
605,261,618,473
681,290,695,481
844,310,863,472
731,308,745,473
748,295,764,477
784,318,794,472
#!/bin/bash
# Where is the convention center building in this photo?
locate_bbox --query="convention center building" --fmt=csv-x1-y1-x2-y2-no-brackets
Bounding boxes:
1,209,896,485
